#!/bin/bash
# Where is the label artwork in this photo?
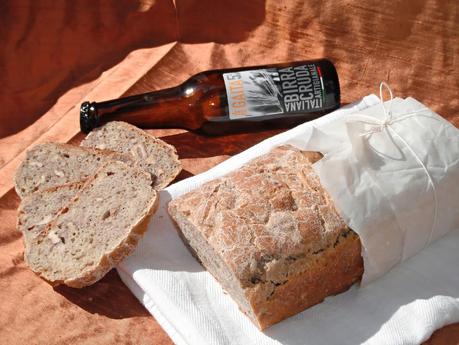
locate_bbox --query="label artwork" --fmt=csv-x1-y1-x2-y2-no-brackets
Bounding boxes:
223,64,325,120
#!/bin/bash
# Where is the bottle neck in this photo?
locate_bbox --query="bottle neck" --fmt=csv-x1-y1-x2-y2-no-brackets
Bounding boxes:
81,85,201,132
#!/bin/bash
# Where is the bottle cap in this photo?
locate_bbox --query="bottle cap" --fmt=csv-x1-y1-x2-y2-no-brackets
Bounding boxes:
80,102,98,133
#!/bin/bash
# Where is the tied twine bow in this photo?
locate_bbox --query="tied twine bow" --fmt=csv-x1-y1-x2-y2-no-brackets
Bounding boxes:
347,82,440,248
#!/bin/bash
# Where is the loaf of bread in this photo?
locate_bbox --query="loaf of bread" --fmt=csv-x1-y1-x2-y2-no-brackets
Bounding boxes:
168,145,363,329
24,161,158,288
14,143,130,198
81,121,181,189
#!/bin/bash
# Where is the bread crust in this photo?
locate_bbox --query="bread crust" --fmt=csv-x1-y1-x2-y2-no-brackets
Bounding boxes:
168,145,364,329
248,231,363,329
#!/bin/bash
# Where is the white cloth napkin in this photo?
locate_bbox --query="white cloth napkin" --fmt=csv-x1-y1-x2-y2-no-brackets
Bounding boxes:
117,95,459,345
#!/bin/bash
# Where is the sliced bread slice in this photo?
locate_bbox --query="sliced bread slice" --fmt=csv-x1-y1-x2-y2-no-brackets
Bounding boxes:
17,182,84,241
80,121,181,190
24,160,158,288
14,143,130,198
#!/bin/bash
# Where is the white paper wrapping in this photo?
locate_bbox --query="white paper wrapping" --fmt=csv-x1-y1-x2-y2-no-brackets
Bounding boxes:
118,93,459,345
285,96,459,282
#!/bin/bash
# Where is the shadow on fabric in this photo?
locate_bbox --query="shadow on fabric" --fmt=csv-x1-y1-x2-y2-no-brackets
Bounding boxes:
54,269,152,319
0,0,266,138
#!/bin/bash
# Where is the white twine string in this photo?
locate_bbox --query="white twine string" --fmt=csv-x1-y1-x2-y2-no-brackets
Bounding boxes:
346,82,439,248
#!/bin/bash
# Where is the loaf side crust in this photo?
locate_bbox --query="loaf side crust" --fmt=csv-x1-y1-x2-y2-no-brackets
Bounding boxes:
248,230,363,329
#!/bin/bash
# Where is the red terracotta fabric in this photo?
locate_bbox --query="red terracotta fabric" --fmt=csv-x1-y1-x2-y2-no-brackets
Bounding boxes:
0,1,458,344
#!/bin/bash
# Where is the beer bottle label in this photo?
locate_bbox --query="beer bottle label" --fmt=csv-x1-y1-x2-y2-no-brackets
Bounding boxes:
223,64,325,120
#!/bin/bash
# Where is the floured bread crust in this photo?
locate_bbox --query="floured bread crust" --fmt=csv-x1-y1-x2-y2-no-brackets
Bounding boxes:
169,145,363,329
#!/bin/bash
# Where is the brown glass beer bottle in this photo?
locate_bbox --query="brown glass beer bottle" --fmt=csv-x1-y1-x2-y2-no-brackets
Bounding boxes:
80,59,340,135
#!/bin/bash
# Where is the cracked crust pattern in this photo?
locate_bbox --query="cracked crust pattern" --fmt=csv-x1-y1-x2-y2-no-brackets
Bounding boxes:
169,145,364,329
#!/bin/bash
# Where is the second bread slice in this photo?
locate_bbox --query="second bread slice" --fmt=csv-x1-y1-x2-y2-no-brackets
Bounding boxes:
24,160,158,288
81,121,181,189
